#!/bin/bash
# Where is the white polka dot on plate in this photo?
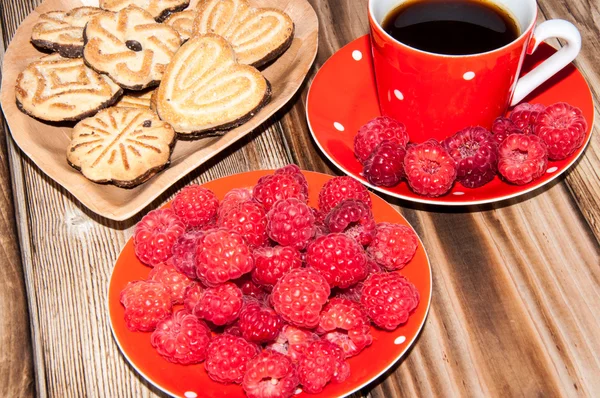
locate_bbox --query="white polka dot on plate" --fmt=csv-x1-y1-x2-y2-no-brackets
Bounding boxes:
453,191,465,196
394,89,404,100
352,50,363,61
394,336,406,345
547,166,558,173
333,122,345,131
184,392,197,398
463,71,475,80
295,388,303,394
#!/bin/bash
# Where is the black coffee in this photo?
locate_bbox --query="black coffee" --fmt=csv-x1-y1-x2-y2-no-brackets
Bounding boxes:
382,0,520,55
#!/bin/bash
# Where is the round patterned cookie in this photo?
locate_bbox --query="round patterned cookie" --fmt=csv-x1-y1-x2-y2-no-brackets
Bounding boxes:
83,6,182,90
31,6,104,58
67,107,176,188
164,10,196,42
99,0,189,22
15,54,123,122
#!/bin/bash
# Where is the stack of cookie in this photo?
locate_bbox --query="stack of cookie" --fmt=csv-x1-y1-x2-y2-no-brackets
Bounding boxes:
16,0,295,188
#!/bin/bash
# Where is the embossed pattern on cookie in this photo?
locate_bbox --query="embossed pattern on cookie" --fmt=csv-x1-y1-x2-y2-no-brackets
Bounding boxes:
67,107,176,188
164,10,196,42
99,0,189,22
115,89,155,109
15,54,123,122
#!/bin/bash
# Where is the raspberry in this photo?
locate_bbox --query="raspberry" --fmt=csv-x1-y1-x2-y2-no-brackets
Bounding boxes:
404,140,457,197
170,230,205,279
534,102,587,160
243,351,299,398
193,282,243,326
236,276,269,301
267,198,315,250
335,282,364,303
148,261,194,304
183,282,204,313
509,102,546,135
218,188,253,219
253,173,307,211
363,140,406,187
361,272,420,330
134,209,185,266
171,185,219,228
324,199,376,246
271,268,330,329
224,323,243,336
354,116,409,164
498,133,548,185
317,298,372,357
442,127,498,188
205,334,260,384
268,325,319,362
491,116,523,146
306,233,368,288
275,164,309,198
252,246,302,289
318,176,372,216
151,310,211,364
120,280,172,332
367,223,418,270
297,340,350,393
195,229,254,286
218,201,268,248
238,300,284,343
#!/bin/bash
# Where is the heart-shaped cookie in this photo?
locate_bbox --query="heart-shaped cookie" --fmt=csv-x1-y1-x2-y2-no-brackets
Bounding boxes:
156,34,270,137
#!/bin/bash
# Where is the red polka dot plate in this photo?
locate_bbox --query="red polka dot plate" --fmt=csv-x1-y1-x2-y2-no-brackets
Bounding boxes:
306,35,594,205
108,170,432,398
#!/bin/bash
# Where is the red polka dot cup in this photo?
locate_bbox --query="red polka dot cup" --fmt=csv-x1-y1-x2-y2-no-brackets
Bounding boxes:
368,0,582,142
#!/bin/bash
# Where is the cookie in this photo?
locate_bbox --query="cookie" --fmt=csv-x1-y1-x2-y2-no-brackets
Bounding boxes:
83,6,182,90
164,10,196,42
15,54,123,122
67,107,176,188
156,34,270,137
99,0,189,22
192,0,294,68
31,7,104,58
114,89,155,109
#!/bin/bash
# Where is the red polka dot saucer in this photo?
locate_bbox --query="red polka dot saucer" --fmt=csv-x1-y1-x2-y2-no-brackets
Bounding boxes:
306,35,594,205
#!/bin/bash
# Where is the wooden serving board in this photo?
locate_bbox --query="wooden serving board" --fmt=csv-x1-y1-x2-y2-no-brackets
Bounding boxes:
0,0,318,221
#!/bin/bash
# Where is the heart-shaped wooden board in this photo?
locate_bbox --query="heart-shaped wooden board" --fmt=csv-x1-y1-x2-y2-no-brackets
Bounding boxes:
0,0,318,220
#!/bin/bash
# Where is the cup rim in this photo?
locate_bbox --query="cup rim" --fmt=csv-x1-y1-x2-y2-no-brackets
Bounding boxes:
368,0,538,58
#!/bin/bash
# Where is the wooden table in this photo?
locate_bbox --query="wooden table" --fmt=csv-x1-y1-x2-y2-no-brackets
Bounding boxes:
1,0,599,396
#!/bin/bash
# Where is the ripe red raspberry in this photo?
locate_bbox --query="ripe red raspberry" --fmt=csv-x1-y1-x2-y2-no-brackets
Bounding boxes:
252,246,302,289
509,102,546,135
361,272,420,330
120,280,172,332
151,310,211,364
354,116,409,164
224,323,243,336
243,350,299,398
238,300,284,343
498,133,548,185
297,340,350,393
205,334,260,384
268,325,319,362
193,282,243,326
442,126,498,188
253,173,307,211
324,199,376,246
271,268,330,328
218,188,253,219
404,139,457,197
170,230,205,279
367,223,418,270
171,185,219,229
363,140,406,187
306,233,368,288
318,176,372,216
134,209,185,266
195,229,254,286
236,276,269,301
183,282,204,313
335,281,364,303
534,102,588,160
148,261,194,304
267,198,315,250
218,201,268,248
275,164,309,198
491,116,523,146
317,298,373,357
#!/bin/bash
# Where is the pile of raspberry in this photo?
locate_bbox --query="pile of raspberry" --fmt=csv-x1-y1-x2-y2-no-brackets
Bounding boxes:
354,102,587,197
121,165,421,397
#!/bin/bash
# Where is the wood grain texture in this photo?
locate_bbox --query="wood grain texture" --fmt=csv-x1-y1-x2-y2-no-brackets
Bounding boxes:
1,0,599,397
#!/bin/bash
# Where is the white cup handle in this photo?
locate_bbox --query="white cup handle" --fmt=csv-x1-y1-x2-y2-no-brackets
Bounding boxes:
511,19,581,106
